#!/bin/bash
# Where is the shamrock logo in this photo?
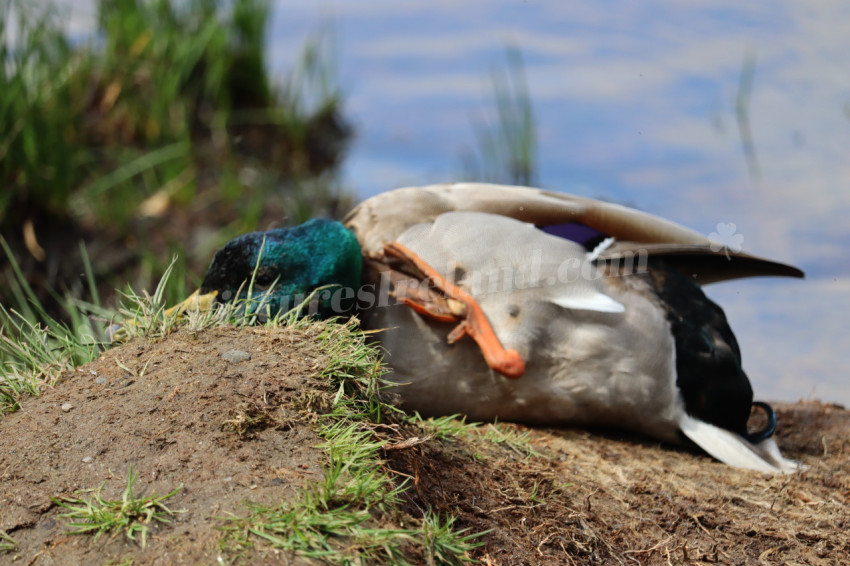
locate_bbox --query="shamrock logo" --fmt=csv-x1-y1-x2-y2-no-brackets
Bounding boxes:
709,222,744,260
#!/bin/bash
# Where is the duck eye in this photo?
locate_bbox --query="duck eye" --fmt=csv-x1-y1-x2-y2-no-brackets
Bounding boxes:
253,271,275,287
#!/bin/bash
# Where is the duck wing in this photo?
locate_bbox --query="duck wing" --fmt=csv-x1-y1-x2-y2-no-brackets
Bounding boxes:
601,243,804,284
344,183,804,284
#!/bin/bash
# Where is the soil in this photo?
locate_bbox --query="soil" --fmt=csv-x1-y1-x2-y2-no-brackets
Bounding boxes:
1,325,848,565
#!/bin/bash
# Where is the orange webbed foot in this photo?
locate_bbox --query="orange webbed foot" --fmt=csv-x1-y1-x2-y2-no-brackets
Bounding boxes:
382,242,525,379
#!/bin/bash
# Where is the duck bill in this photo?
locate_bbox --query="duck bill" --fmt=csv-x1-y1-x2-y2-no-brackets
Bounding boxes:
163,289,219,317
108,289,219,343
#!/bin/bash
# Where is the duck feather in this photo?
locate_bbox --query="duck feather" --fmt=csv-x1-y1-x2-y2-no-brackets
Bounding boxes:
346,182,803,284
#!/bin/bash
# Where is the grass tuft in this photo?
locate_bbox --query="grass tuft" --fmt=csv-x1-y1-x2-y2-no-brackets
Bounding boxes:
412,413,479,440
0,530,16,552
421,512,487,565
463,46,537,187
53,466,183,549
412,413,544,459
480,420,543,458
0,237,106,414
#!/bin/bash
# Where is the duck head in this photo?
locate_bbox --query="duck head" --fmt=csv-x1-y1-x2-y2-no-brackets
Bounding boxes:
193,219,362,318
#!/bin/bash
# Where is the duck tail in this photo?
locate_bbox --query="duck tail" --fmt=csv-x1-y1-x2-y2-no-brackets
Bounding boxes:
677,412,801,474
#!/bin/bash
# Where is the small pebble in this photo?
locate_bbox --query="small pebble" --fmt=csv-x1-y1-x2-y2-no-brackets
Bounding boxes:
61,403,73,412
95,377,107,385
222,349,251,363
82,456,92,463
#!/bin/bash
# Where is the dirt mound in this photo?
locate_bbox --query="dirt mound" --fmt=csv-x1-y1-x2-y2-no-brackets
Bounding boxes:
1,325,848,565
1,326,333,564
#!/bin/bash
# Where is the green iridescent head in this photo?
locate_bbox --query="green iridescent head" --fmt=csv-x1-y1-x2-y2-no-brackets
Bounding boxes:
199,219,363,318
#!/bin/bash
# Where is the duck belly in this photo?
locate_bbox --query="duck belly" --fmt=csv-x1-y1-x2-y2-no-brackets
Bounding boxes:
365,291,684,444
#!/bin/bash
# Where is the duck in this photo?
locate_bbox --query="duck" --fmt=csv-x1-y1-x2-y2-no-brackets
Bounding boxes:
180,183,804,473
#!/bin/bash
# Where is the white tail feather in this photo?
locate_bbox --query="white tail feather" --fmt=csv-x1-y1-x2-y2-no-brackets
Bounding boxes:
678,412,800,474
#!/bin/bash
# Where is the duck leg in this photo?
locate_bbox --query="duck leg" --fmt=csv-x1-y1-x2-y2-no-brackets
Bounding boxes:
379,241,526,379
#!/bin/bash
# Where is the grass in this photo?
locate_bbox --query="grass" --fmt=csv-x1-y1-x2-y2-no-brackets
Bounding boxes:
463,45,537,187
0,530,15,552
421,513,488,565
736,48,760,182
412,413,544,459
0,237,106,413
2,0,346,231
1,0,353,326
412,413,480,441
480,420,543,458
0,0,82,226
53,466,184,549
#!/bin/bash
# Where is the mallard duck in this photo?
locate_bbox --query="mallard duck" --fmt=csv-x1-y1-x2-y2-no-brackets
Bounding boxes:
182,183,804,473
